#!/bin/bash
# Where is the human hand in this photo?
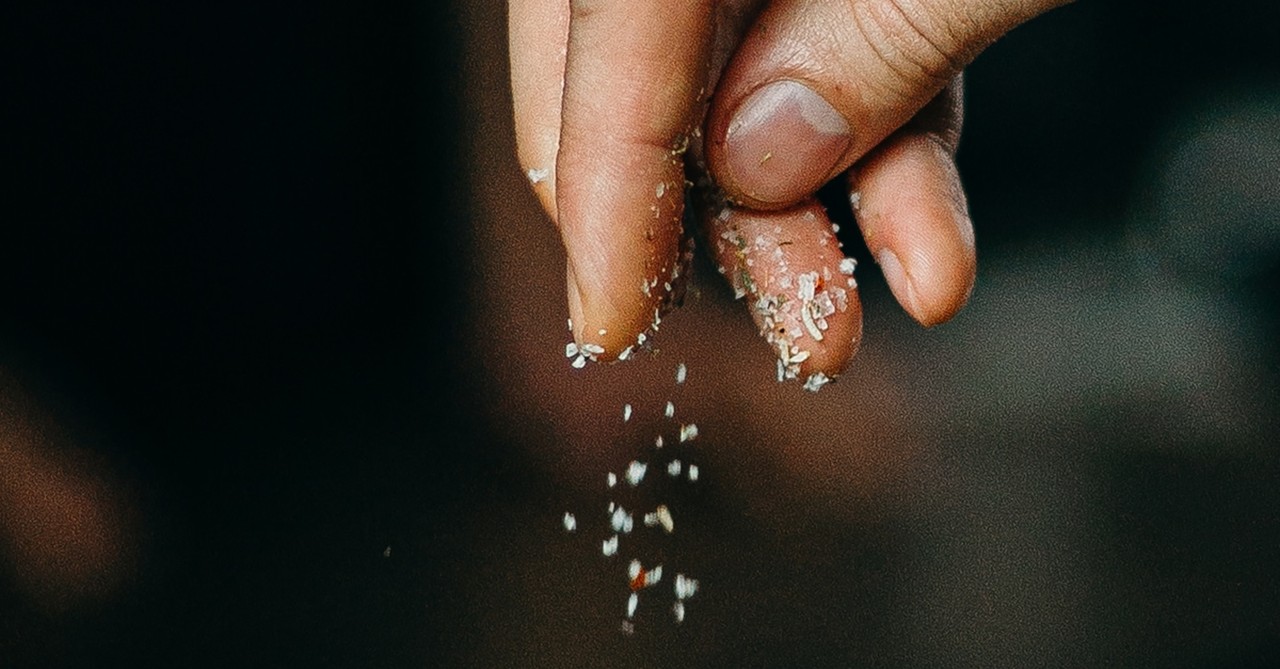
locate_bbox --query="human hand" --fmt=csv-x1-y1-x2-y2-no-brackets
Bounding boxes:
509,0,1069,387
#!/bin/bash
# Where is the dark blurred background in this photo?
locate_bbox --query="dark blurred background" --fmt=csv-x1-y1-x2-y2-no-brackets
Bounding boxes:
3,1,1279,667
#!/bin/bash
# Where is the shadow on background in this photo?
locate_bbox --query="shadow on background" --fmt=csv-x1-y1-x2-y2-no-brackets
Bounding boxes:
3,1,1279,667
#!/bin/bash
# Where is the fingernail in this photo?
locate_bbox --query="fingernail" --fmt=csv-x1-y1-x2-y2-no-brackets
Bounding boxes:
877,249,924,322
724,80,850,205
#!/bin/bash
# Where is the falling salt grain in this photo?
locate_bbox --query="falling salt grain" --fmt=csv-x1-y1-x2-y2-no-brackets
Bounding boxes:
623,404,632,422
675,363,687,384
679,423,699,443
655,504,674,534
674,574,699,600
667,460,682,477
655,435,664,448
629,559,643,580
607,472,617,488
673,601,686,623
625,460,647,487
664,401,675,418
626,592,639,618
602,535,618,556
687,464,699,482
562,512,577,532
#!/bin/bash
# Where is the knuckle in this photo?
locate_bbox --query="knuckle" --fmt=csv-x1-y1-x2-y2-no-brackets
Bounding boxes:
850,0,968,96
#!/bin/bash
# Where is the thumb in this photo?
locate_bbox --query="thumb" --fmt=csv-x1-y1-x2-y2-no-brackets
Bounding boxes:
706,0,1069,209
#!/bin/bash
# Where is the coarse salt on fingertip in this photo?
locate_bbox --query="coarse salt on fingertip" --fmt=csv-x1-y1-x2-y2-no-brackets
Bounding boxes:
527,167,549,184
803,372,832,392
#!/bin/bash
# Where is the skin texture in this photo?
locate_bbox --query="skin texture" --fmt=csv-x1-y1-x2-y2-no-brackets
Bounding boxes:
510,0,1071,383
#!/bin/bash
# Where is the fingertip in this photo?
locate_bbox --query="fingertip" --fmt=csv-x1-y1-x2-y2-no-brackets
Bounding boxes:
703,200,863,387
854,134,976,328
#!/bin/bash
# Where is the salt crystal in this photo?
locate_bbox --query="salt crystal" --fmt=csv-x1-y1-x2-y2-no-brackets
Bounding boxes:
675,362,687,384
527,167,550,184
667,460,682,477
687,464,699,482
664,401,675,418
623,404,632,422
625,461,647,487
602,535,618,556
679,423,699,443
562,512,577,532
803,372,831,392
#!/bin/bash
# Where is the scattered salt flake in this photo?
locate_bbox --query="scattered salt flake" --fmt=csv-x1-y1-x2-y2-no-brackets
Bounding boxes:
679,423,699,443
664,401,675,418
687,464,699,482
675,362,687,384
626,592,638,618
655,504,674,534
803,372,831,392
667,460,682,477
565,342,578,358
570,355,587,369
623,404,633,422
674,574,699,600
602,535,618,556
673,601,685,623
526,167,549,184
618,345,633,361
610,506,635,534
562,512,577,532
581,343,605,355
624,461,647,487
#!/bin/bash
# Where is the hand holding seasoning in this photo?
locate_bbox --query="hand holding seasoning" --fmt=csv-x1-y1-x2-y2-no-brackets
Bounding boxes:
510,0,1071,387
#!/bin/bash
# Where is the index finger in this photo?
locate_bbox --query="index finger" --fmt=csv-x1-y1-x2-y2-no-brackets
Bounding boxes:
554,0,715,360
